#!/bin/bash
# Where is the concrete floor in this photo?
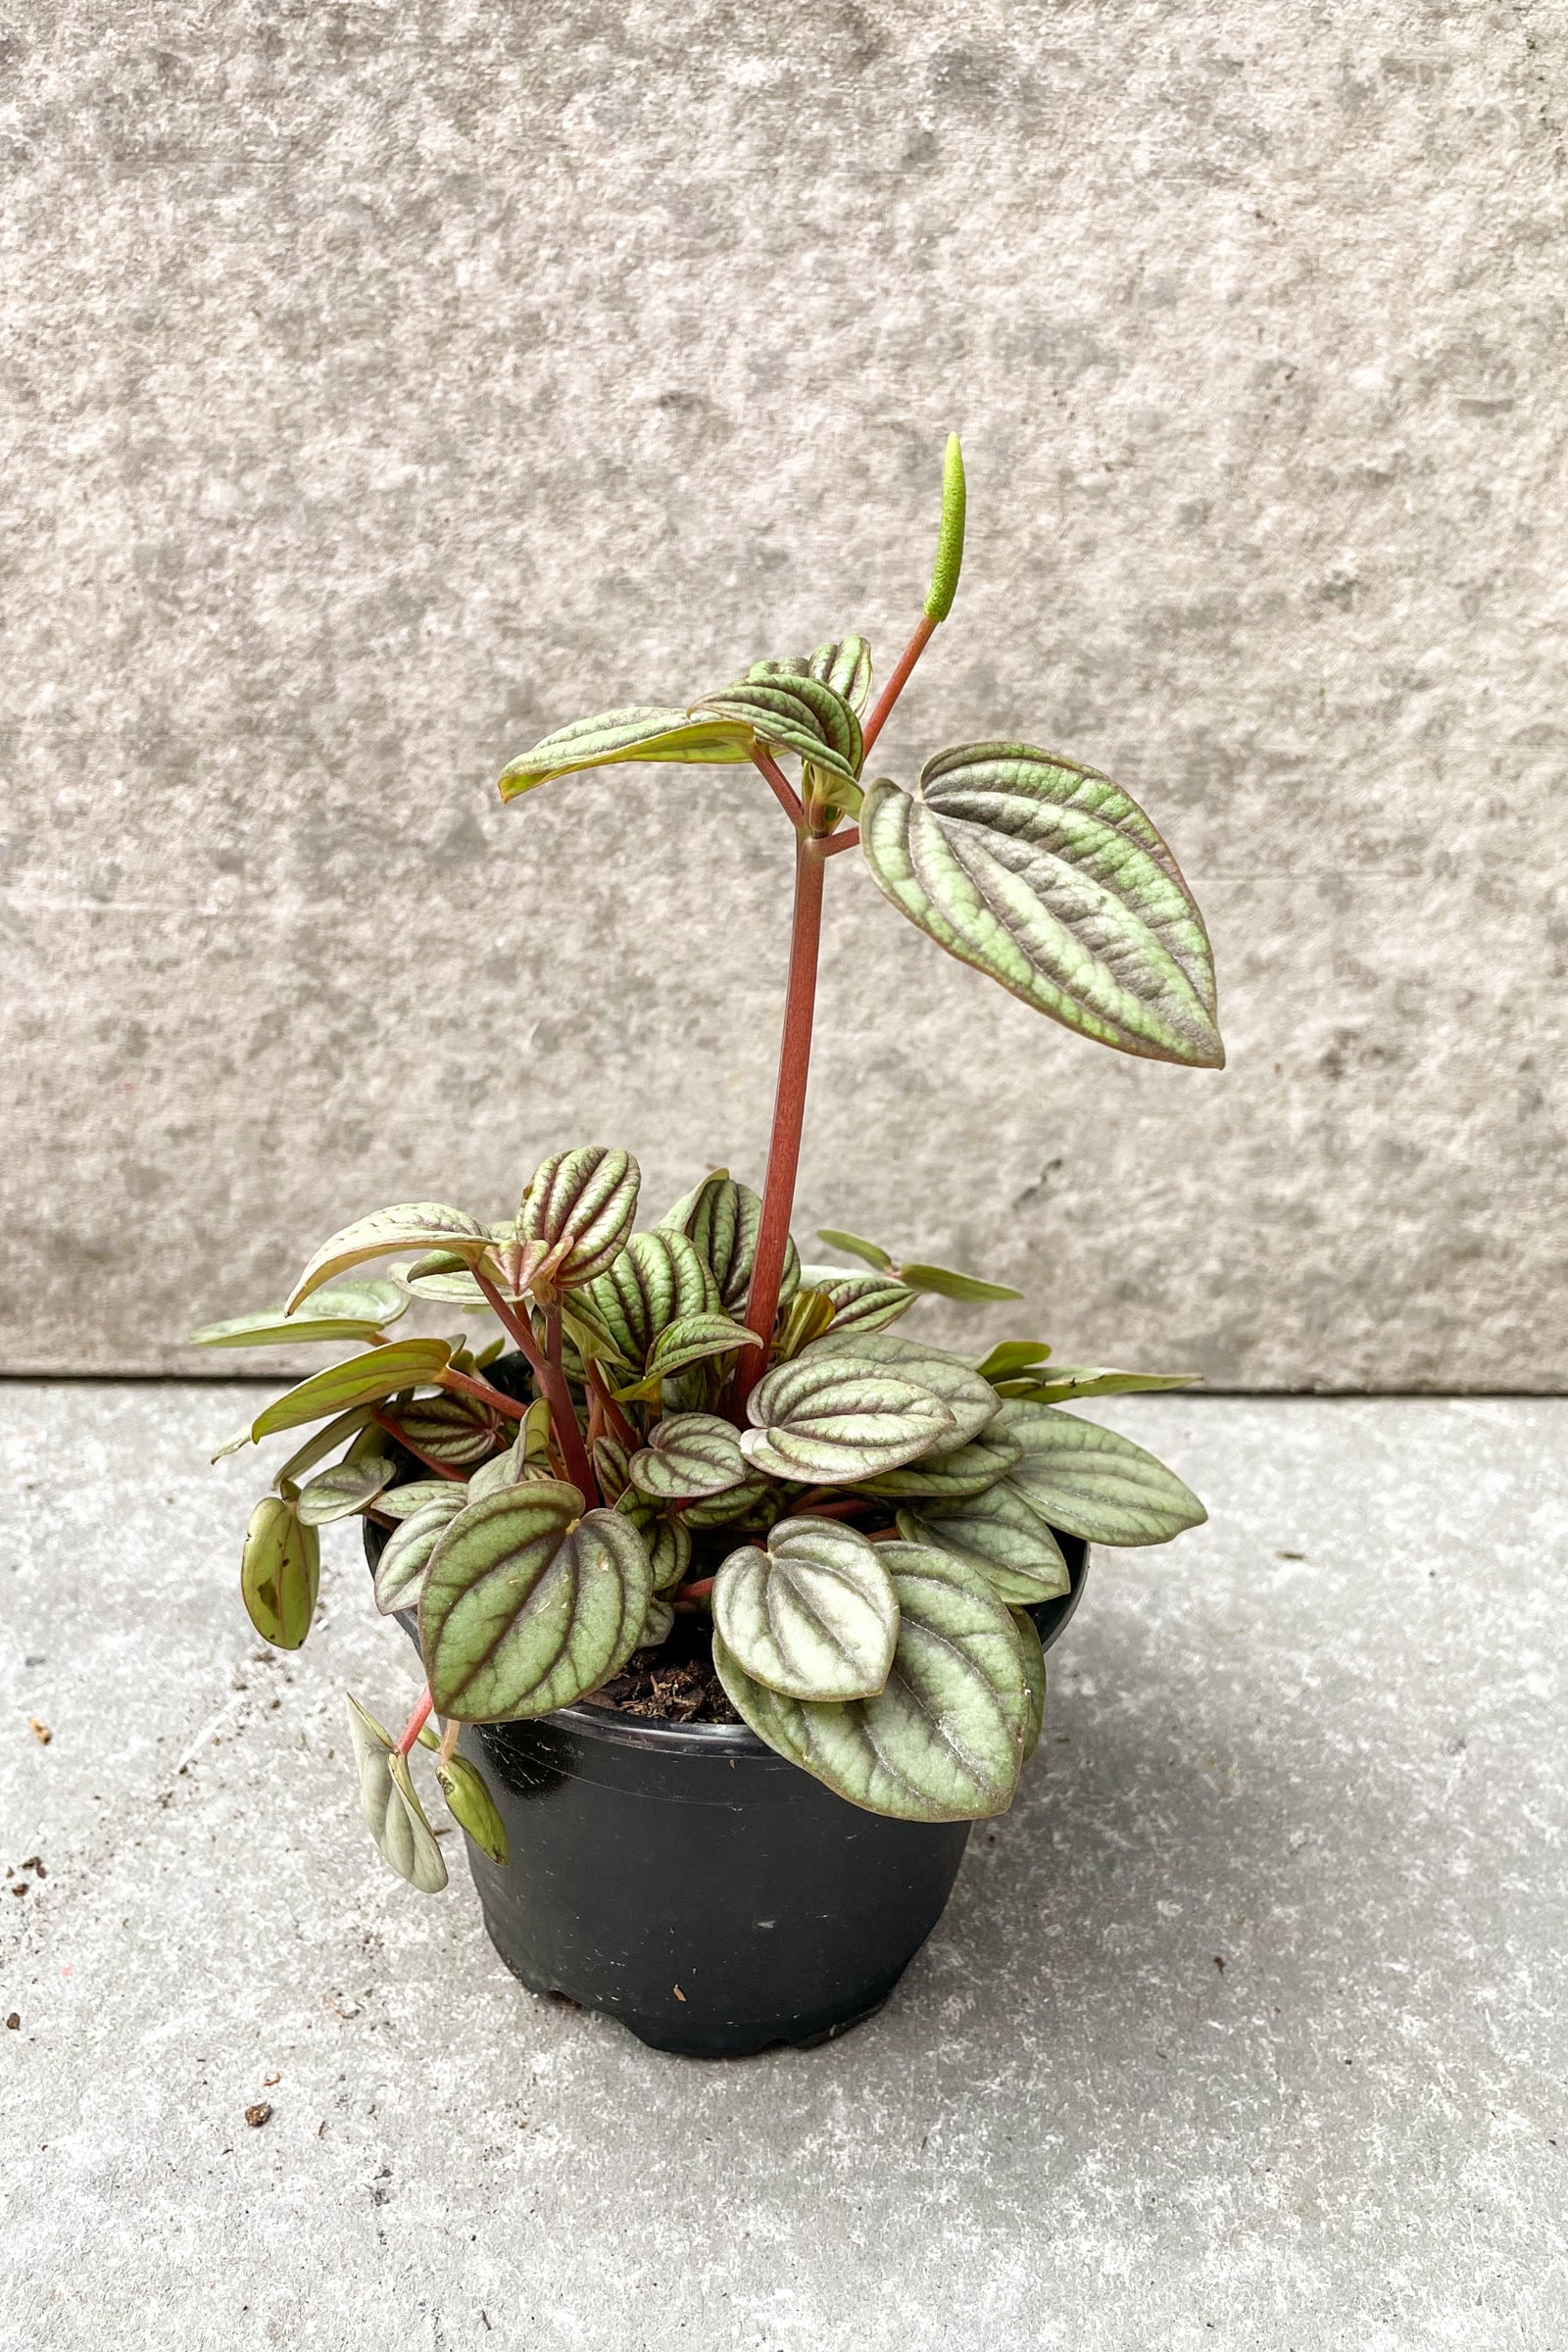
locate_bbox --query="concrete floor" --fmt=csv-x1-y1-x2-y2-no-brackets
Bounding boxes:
2,1388,1564,2351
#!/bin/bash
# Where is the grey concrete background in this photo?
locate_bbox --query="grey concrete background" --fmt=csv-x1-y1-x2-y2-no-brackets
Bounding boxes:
5,1389,1565,2347
3,4,1566,1385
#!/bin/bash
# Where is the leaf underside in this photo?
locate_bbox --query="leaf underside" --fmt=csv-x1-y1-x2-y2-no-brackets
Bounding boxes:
287,1204,488,1316
498,706,754,800
346,1695,448,1893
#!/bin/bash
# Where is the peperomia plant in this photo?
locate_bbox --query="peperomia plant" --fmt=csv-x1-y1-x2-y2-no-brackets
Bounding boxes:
198,438,1222,1889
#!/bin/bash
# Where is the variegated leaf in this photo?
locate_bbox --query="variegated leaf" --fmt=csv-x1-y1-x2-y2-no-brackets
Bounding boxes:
859,746,1223,1067
638,1595,675,1647
613,1493,693,1593
798,1266,915,1336
240,1496,320,1648
711,1518,899,1701
804,1330,998,1457
513,1147,640,1298
1010,1608,1048,1765
394,1391,504,1469
562,1226,710,1372
995,1366,1201,1404
434,1753,509,1865
376,1478,466,1522
190,1278,408,1348
693,673,862,785
373,1491,471,1614
742,1353,956,1483
810,635,873,711
660,1171,801,1315
995,1401,1207,1545
854,1427,1021,1500
592,1434,632,1502
249,1341,453,1446
286,1205,489,1315
713,1542,1027,1822
419,1485,653,1721
677,1471,778,1530
345,1695,448,1893
296,1453,395,1526
614,1310,754,1399
627,1412,751,1503
497,706,754,802
898,1490,1070,1604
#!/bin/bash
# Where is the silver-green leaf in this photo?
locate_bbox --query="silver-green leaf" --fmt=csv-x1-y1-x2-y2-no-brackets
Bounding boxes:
1010,1608,1048,1765
614,1310,754,1398
995,1366,1201,1405
661,1171,801,1316
712,1542,1028,1822
859,746,1223,1068
995,1401,1207,1545
373,1491,472,1615
286,1205,489,1315
854,1427,1022,1500
805,1330,999,1458
511,1147,640,1298
345,1695,448,1893
711,1518,899,1701
190,1278,409,1348
742,1353,956,1484
376,1478,467,1522
249,1340,454,1444
898,1490,1070,1604
627,1412,752,1503
693,673,862,785
799,1266,916,1335
296,1453,395,1526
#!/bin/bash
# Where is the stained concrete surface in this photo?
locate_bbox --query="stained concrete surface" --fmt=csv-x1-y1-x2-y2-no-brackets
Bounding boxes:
2,1385,1564,2349
5,5,1568,1386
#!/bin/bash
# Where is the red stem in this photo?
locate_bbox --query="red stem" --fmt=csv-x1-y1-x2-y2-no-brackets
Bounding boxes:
439,1366,527,1420
473,1270,597,1501
819,825,859,857
585,1359,637,1453
372,1410,466,1482
859,612,937,758
395,1688,434,1757
750,744,805,828
731,833,827,1416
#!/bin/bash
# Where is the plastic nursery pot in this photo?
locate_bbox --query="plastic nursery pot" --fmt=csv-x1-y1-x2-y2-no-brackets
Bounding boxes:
365,1521,1089,2059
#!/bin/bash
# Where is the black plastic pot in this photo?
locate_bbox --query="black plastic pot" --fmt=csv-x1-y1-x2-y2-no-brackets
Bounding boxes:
365,1520,1089,2057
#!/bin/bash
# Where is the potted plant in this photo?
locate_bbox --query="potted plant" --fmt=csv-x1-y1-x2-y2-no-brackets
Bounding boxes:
198,438,1223,2055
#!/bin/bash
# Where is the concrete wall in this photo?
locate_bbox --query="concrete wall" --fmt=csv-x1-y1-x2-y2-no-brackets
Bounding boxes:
4,2,1564,1385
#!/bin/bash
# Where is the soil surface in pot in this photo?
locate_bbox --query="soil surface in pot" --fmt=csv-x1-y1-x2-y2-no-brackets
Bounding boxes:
577,1613,740,1726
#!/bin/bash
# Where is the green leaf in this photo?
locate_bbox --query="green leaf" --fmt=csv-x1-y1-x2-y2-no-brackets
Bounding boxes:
434,1753,510,1865
240,1497,319,1649
189,1279,409,1348
614,1310,753,1399
859,748,1224,1068
269,1404,379,1486
711,1518,899,1701
898,1491,1070,1605
566,1228,718,1370
511,1147,641,1299
712,1541,1027,1822
973,1340,1054,1384
286,1205,489,1316
694,672,863,785
899,1261,1022,1303
743,1352,956,1484
467,1402,552,1498
613,1494,693,1593
798,1266,915,1336
373,1492,471,1615
773,1284,839,1357
662,1171,800,1316
419,1485,653,1722
296,1453,394,1527
814,1226,893,1272
805,1330,999,1457
994,1402,1207,1545
924,432,966,623
498,706,754,802
809,636,873,713
1010,1608,1047,1765
854,1428,1022,1500
996,1366,1202,1404
627,1412,751,1503
591,1434,631,1502
677,1472,778,1530
396,1251,492,1307
394,1391,506,1469
345,1696,448,1893
249,1341,453,1445
638,1595,675,1647
376,1478,466,1521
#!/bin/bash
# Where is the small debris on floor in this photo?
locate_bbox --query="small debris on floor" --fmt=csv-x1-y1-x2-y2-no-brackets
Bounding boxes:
1213,1955,1226,1973
26,1718,51,1745
244,2102,272,2130
263,2072,280,2086
6,2014,20,2031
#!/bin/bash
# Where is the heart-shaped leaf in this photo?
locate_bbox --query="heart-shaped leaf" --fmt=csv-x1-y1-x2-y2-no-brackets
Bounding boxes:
859,747,1223,1068
373,1492,472,1614
661,1172,801,1315
498,706,754,802
249,1341,453,1444
677,1472,778,1530
713,1542,1028,1822
614,1310,754,1399
613,1494,693,1593
394,1391,504,1469
512,1147,640,1298
693,673,862,785
742,1354,956,1483
190,1277,408,1348
854,1427,1021,1500
434,1753,509,1865
240,1496,320,1648
973,1340,1053,1383
1010,1608,1047,1765
286,1205,489,1316
376,1478,466,1522
296,1453,395,1526
798,1266,915,1335
419,1485,652,1721
995,1366,1201,1404
711,1519,899,1701
995,1402,1207,1545
805,1330,999,1457
345,1696,448,1893
566,1228,719,1369
627,1412,751,1503
899,1261,1022,1303
898,1490,1070,1604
